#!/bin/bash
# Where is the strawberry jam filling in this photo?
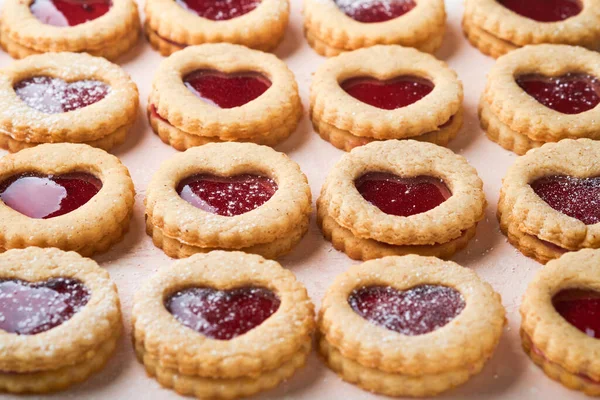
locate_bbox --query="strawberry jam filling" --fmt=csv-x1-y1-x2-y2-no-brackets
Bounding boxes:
30,0,112,27
497,0,582,22
184,70,271,109
341,75,434,110
14,76,110,114
334,0,416,23
516,73,600,115
175,0,260,20
554,289,600,339
531,175,600,225
177,174,277,217
166,287,280,340
349,285,465,335
0,278,90,335
355,172,451,217
0,172,102,219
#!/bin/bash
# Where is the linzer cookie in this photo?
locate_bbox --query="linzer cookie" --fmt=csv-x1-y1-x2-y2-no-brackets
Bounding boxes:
145,0,288,55
0,143,135,256
0,247,122,393
498,139,600,264
0,0,140,60
317,140,485,260
310,46,463,151
318,255,505,397
132,251,315,399
148,44,302,150
0,52,138,152
145,142,311,259
521,249,600,395
303,0,445,56
480,45,600,155
463,0,600,58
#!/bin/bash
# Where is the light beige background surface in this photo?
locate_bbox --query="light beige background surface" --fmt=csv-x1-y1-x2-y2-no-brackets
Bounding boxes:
0,0,589,399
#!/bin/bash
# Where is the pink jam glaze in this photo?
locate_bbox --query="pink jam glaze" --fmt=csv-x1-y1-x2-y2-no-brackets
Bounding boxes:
166,287,280,340
516,73,600,115
553,289,600,339
177,174,277,217
183,70,271,109
175,0,260,20
14,76,110,114
531,175,600,225
0,172,102,219
30,0,112,27
334,0,415,23
349,285,465,336
342,75,434,110
355,172,451,217
0,278,90,335
497,0,582,22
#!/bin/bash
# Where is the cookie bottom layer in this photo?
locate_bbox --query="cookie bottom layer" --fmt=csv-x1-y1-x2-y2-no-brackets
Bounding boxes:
318,336,486,397
462,16,517,59
317,202,477,261
146,217,309,260
313,109,463,151
521,330,600,396
135,340,311,400
0,332,119,393
148,104,301,150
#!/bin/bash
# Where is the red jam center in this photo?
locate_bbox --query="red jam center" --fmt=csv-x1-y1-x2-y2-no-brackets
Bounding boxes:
0,278,90,335
166,287,280,340
349,285,465,336
355,172,451,217
183,70,271,109
15,76,110,114
497,0,582,22
516,73,600,115
0,172,102,219
334,0,415,23
531,175,600,225
177,174,277,217
553,289,600,339
175,0,260,20
30,0,112,27
342,76,434,110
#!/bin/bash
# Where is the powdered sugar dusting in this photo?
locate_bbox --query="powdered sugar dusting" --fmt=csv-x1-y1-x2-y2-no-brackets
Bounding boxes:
333,0,415,23
175,0,261,21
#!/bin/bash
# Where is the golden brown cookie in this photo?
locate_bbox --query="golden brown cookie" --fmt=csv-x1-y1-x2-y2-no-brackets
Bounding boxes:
148,44,302,150
0,52,138,152
0,0,140,61
303,0,445,56
132,251,315,399
521,249,600,395
0,247,122,393
145,142,311,259
0,143,135,256
317,140,486,260
145,0,289,54
318,255,505,397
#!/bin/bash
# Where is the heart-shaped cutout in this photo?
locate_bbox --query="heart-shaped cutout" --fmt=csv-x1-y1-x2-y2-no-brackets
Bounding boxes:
0,172,102,219
166,287,280,340
516,73,600,115
553,289,600,339
341,75,434,110
30,0,112,27
15,76,110,114
183,69,271,109
531,175,600,225
175,0,260,20
334,0,415,23
497,0,582,22
349,285,465,336
355,172,451,217
0,278,90,335
177,174,277,217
